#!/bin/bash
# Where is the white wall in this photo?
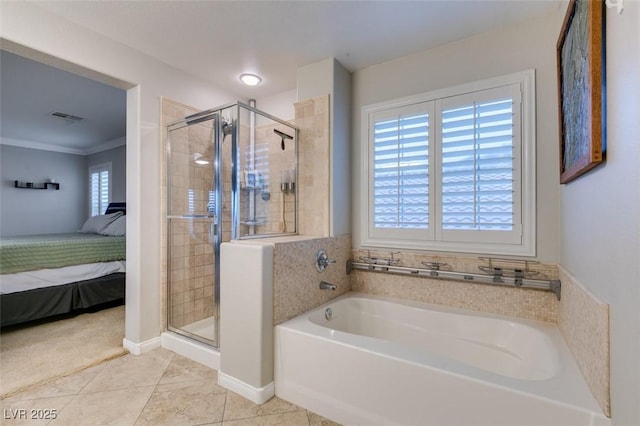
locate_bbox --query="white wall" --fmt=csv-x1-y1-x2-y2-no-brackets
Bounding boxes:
351,9,564,262
560,3,640,425
297,57,353,237
0,144,86,236
257,89,296,121
1,2,238,346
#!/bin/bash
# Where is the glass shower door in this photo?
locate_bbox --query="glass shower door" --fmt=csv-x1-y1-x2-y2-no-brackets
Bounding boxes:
166,112,221,347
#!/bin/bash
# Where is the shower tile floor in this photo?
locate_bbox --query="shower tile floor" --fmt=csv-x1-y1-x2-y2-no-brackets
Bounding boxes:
0,348,340,426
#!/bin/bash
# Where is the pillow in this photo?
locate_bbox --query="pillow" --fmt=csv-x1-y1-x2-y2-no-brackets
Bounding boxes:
79,211,123,234
100,215,126,236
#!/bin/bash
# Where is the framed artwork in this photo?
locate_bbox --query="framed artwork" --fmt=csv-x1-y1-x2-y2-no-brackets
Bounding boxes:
557,0,606,184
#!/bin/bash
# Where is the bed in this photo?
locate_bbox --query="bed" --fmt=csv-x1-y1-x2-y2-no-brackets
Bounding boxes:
0,203,126,327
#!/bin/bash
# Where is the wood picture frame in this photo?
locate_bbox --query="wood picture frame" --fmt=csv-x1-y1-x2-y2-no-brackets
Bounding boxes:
557,0,606,184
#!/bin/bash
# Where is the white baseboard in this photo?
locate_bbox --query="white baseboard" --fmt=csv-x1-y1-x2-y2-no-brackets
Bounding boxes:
160,331,220,370
218,372,274,404
122,337,161,355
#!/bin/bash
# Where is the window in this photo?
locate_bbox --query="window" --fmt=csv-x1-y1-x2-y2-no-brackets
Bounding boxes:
361,70,536,255
89,163,111,216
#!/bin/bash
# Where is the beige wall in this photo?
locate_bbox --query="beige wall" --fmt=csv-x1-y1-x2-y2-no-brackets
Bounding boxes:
351,9,564,262
559,2,640,425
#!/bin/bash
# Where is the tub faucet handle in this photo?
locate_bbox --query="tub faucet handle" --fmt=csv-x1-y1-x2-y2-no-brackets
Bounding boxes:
316,249,336,272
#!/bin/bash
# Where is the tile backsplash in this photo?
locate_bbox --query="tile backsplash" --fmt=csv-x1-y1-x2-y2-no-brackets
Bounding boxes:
558,266,610,417
272,235,351,325
350,249,559,323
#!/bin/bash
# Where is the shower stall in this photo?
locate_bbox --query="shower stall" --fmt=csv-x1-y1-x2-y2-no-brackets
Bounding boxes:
165,102,297,348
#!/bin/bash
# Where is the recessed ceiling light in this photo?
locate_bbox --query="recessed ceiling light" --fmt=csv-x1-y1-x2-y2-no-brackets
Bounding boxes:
193,153,209,165
239,73,262,86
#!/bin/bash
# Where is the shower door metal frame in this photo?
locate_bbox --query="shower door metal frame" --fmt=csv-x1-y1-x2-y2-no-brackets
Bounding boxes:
166,110,227,348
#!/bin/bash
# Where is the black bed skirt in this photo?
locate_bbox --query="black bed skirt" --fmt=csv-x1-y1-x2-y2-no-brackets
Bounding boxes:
0,273,125,327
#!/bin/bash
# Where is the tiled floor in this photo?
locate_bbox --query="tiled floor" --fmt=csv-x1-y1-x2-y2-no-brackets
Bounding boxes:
0,348,340,426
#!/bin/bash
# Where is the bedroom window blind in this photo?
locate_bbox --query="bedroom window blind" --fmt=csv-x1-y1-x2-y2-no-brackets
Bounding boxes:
89,163,111,216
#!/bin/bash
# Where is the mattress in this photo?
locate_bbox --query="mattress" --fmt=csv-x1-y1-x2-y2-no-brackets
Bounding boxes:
0,261,126,294
0,233,126,274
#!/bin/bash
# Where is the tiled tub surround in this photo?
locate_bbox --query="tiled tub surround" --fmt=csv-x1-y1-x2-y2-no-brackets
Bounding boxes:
273,235,352,325
559,266,611,417
351,249,560,323
275,293,610,426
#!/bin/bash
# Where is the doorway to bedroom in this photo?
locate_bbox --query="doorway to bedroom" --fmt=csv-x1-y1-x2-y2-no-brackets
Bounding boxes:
0,45,130,396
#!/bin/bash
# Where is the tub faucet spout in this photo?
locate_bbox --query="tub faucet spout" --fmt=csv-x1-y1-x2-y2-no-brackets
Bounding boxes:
319,281,337,291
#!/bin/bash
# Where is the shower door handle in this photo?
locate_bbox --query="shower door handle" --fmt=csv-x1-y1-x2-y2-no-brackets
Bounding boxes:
210,223,218,236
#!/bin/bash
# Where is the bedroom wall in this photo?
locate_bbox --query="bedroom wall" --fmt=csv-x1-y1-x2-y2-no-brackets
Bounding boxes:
0,144,87,236
351,7,564,262
87,142,126,205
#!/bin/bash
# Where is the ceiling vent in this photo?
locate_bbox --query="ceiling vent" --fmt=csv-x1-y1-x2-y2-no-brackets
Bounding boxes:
51,111,84,122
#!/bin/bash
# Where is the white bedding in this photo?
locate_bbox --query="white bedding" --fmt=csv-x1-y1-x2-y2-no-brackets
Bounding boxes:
0,261,126,294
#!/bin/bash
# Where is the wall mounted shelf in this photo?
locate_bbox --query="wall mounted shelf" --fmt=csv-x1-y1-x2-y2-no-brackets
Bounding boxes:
14,181,60,190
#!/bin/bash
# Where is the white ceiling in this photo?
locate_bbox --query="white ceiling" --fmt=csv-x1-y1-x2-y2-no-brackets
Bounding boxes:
0,50,127,154
2,0,561,152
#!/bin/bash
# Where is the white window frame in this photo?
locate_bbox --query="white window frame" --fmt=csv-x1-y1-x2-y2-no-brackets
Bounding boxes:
89,162,112,217
360,70,536,256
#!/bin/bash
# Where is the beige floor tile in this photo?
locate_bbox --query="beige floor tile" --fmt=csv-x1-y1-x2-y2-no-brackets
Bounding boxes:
0,395,74,425
158,353,219,385
2,363,105,402
2,347,337,426
306,411,341,426
222,409,310,426
223,392,301,421
49,386,155,426
81,350,173,393
134,379,227,425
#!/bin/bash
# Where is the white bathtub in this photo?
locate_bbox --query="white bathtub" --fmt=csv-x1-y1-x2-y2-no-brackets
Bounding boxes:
275,293,610,426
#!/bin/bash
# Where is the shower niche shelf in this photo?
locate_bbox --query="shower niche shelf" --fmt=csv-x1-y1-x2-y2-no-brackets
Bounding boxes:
14,180,60,190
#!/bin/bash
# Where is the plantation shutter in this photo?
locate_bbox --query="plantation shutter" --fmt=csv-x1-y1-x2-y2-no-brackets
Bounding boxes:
439,85,521,243
363,71,533,254
372,103,431,234
90,164,111,216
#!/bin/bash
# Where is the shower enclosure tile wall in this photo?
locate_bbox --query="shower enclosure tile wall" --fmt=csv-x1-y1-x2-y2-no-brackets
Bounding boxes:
167,120,216,329
237,112,297,238
163,99,298,349
295,95,330,236
161,98,200,337
164,107,219,343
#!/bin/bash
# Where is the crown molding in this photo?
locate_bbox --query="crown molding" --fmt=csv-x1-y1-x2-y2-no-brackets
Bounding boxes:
0,136,125,156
